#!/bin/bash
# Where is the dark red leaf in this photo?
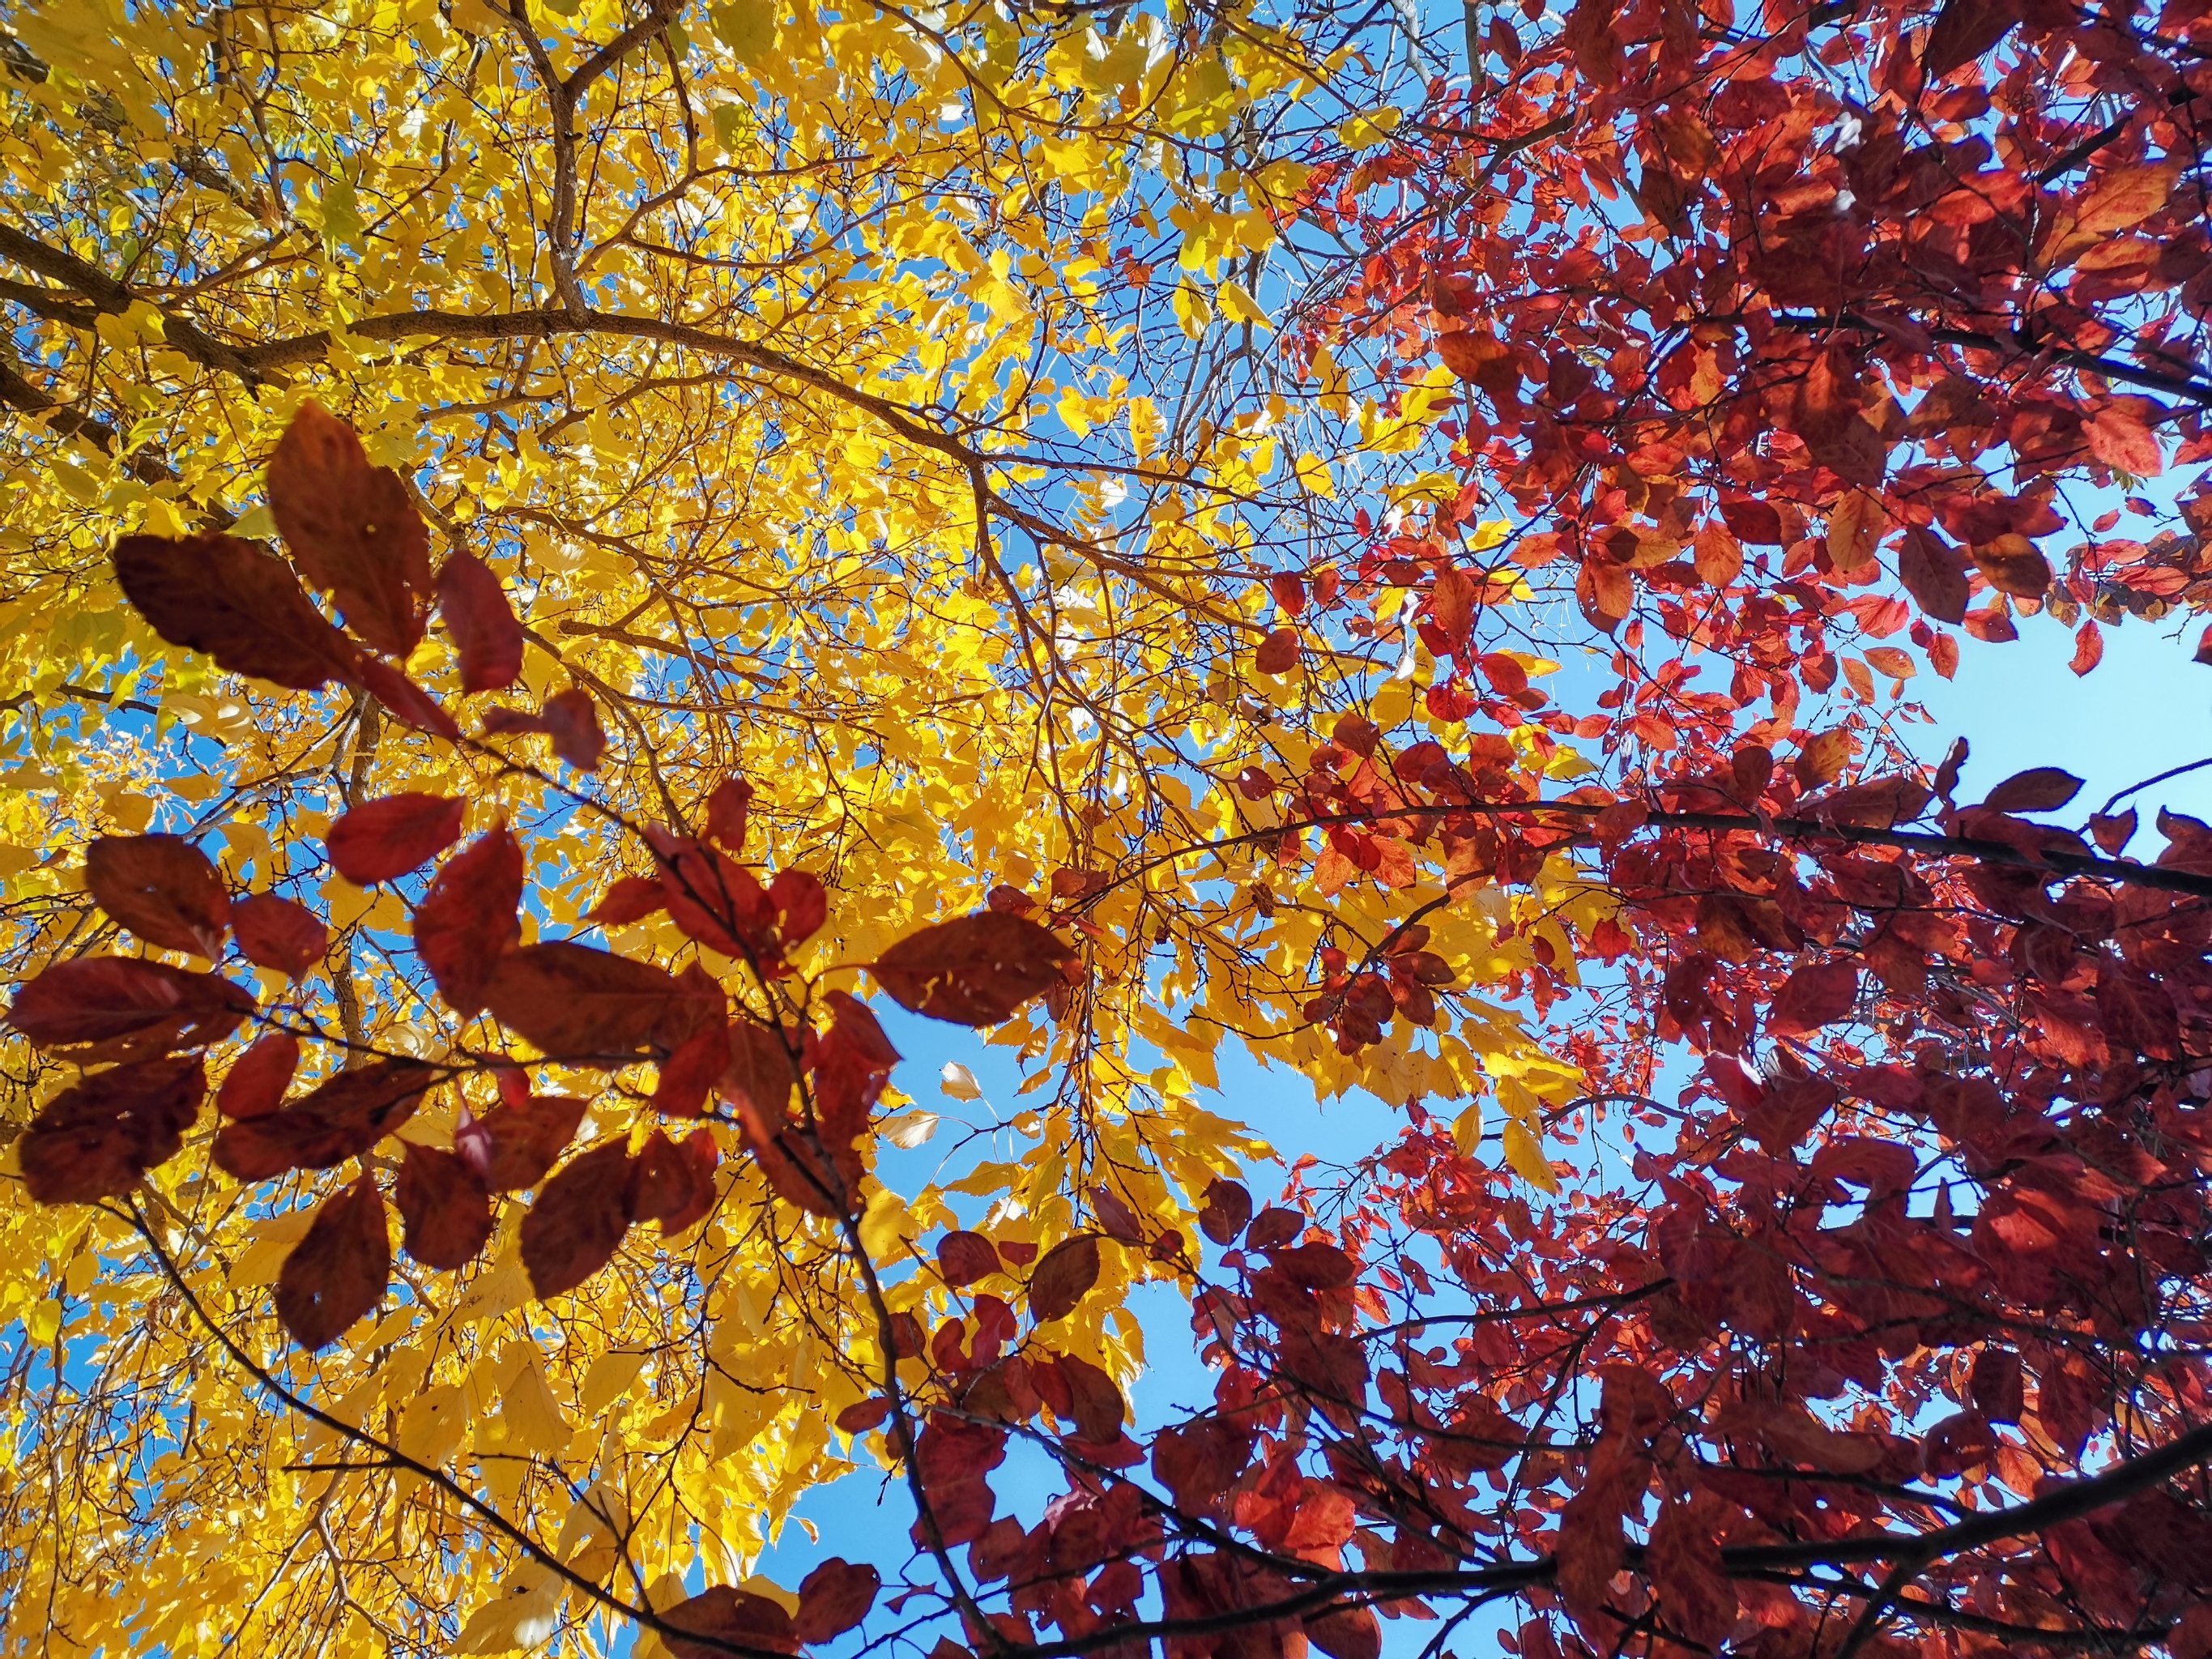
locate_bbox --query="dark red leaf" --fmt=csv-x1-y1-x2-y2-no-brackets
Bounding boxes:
1647,1499,1735,1648
231,893,329,978
84,834,229,957
1029,1235,1102,1323
874,913,1078,1025
937,1230,1000,1286
663,1588,800,1659
795,1559,880,1645
653,1023,728,1118
1048,1353,1125,1443
435,550,523,692
326,795,466,885
112,532,360,691
540,687,606,771
211,1058,433,1180
1982,767,2084,814
1767,961,1860,1036
1898,527,1970,625
626,1128,719,1234
394,1142,495,1269
413,824,523,1013
274,1175,390,1350
476,1093,591,1191
835,1397,891,1433
1304,1606,1381,1659
19,1055,203,1203
6,957,254,1063
359,657,460,740
769,868,828,946
1922,0,2022,79
482,942,688,1061
218,1032,300,1120
520,1139,633,1299
266,402,431,657
1254,627,1300,674
587,874,666,927
720,1020,799,1119
705,777,754,848
1199,1179,1253,1244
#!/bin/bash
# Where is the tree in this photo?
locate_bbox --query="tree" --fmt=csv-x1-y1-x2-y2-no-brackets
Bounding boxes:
6,2,2212,1659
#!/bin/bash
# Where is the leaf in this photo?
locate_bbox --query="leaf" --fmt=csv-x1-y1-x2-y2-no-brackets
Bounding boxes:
275,1175,390,1350
1199,1179,1253,1243
663,1588,800,1659
1304,1606,1382,1659
540,687,606,770
1647,1500,1734,1648
482,941,688,1060
1049,1353,1126,1443
475,1093,592,1191
19,1055,204,1203
266,401,432,657
1920,0,2020,79
794,1559,880,1644
939,1060,982,1101
360,657,461,740
1253,626,1300,674
705,777,755,848
2073,164,2176,236
413,824,523,1014
937,1230,999,1286
326,794,467,885
1767,960,1860,1036
436,550,524,691
84,834,230,957
2069,621,2104,677
394,1142,495,1269
521,1140,633,1299
1028,1234,1101,1322
217,1032,300,1120
1898,527,1969,624
231,893,329,978
626,1128,718,1234
1983,767,2083,813
111,533,360,691
2085,403,2163,476
6,957,254,1064
211,1058,433,1179
874,913,1078,1025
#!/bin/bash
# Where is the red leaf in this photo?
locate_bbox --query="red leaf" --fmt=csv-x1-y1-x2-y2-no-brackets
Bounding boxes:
211,1058,433,1180
476,1093,591,1191
275,1175,390,1350
1254,626,1300,675
1554,1491,1626,1626
6,957,254,1063
413,824,523,1013
663,1589,800,1659
2069,621,2104,676
874,912,1078,1025
326,794,466,885
2085,402,2163,477
626,1128,718,1234
1898,527,1970,625
654,1023,728,1118
705,777,754,849
231,893,328,978
1047,1352,1126,1443
1199,1178,1253,1243
1921,0,2021,79
435,550,523,692
1767,961,1860,1036
218,1032,300,1120
769,868,828,947
112,533,360,691
587,874,667,927
359,657,460,740
84,834,229,957
936,1230,1000,1286
720,1021,799,1119
482,941,688,1061
1983,766,2084,813
2097,955,2180,1060
19,1055,203,1203
540,687,606,770
266,402,431,657
795,1559,880,1645
1304,1606,1381,1659
520,1139,633,1299
1647,1499,1735,1648
1268,572,1307,619
394,1142,494,1269
1029,1235,1102,1323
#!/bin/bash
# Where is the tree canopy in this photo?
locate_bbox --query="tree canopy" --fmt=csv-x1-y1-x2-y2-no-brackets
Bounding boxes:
6,0,2212,1657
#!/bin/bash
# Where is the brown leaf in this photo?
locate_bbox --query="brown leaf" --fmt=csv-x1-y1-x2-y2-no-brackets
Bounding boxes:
266,402,432,657
217,1032,300,1120
482,941,687,1060
1898,527,1970,624
794,1559,880,1645
1199,1178,1253,1243
1983,766,2083,814
540,687,606,770
520,1139,633,1299
394,1142,495,1269
1304,1606,1382,1659
6,957,254,1064
435,550,523,691
1767,960,1860,1036
1028,1234,1102,1323
20,1056,204,1204
112,532,360,691
413,824,522,1013
936,1230,1000,1286
275,1175,390,1350
84,834,230,957
663,1588,800,1659
874,912,1078,1026
326,794,467,886
231,893,329,978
